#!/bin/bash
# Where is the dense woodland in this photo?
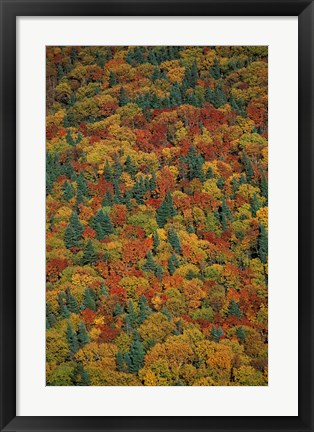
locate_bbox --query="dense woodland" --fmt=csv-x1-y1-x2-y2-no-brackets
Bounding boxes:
46,46,268,386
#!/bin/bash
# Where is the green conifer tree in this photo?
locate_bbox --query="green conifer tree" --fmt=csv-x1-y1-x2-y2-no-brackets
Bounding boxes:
128,337,145,374
104,160,113,181
119,86,128,106
251,193,261,216
82,288,96,311
153,230,160,254
168,228,182,254
77,322,90,348
190,60,199,88
109,71,117,87
102,212,114,236
228,299,242,318
155,264,164,279
210,58,221,79
62,181,74,201
258,224,268,264
242,152,254,182
125,155,136,177
143,251,156,272
102,190,113,207
168,253,179,276
66,288,79,314
170,83,182,106
206,166,214,179
58,292,70,318
156,191,177,228
64,224,77,249
260,173,268,203
82,240,97,265
236,326,246,342
66,323,79,356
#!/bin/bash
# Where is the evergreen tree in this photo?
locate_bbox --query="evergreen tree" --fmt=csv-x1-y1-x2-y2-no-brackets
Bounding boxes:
260,173,268,203
236,326,246,342
251,193,261,216
138,295,152,324
187,225,195,234
148,51,158,65
214,83,227,108
66,129,75,146
113,302,124,316
57,64,64,80
83,288,96,311
206,166,214,179
155,264,164,279
133,176,146,204
77,322,90,348
109,71,117,87
104,160,113,181
125,299,137,333
113,157,123,178
64,224,77,249
46,303,56,329
66,288,79,314
82,240,97,265
102,212,114,236
149,172,157,191
184,146,205,181
168,253,179,276
221,197,233,223
76,174,89,201
242,152,254,182
231,176,239,197
228,299,242,318
119,86,128,106
75,363,90,386
59,292,70,318
170,83,182,106
190,60,199,88
125,155,136,177
62,181,74,201
217,177,224,190
96,51,105,68
102,190,113,207
156,191,177,228
210,58,221,79
95,222,104,241
162,307,172,320
124,190,132,211
70,48,77,64
128,337,145,374
66,323,79,356
153,230,160,254
168,228,182,254
258,224,268,264
134,46,144,64
143,251,156,272
70,211,84,239
210,325,224,342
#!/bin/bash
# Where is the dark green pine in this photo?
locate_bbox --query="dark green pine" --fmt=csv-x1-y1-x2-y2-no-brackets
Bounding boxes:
77,322,90,348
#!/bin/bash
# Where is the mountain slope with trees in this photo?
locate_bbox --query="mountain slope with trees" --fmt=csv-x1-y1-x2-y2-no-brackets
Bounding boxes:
46,45,268,386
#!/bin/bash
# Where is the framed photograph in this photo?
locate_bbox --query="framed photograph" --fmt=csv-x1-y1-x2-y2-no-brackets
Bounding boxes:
0,0,313,431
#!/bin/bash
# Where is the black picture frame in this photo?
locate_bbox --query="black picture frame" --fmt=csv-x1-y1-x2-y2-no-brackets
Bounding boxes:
0,1,313,431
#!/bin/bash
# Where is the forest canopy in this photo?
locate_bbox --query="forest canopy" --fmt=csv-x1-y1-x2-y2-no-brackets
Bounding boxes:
46,46,268,386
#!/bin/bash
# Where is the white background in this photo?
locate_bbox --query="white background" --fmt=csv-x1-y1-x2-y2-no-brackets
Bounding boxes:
16,17,298,416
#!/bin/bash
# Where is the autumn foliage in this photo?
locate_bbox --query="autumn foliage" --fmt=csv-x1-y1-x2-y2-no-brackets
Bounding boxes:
46,46,268,386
